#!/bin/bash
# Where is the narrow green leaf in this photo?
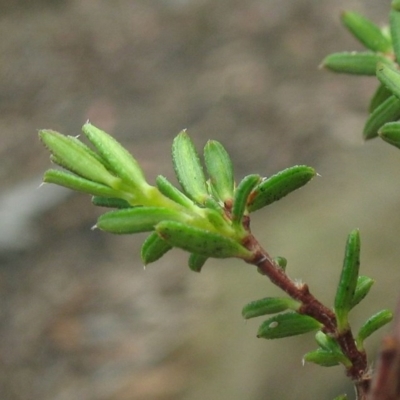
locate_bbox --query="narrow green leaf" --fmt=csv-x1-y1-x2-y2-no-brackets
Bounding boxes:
363,95,400,140
82,123,149,189
303,349,351,367
390,9,400,62
376,62,400,100
188,253,208,272
156,221,252,259
381,25,392,44
204,140,235,202
379,121,400,148
242,297,300,319
321,52,392,76
141,232,173,265
204,197,225,215
356,309,393,348
43,169,118,198
96,207,183,234
257,312,321,339
61,134,109,166
247,166,316,213
341,11,392,53
172,130,208,205
155,175,195,209
314,331,341,353
369,84,393,113
91,196,132,209
204,207,230,233
39,130,120,187
334,229,361,332
351,275,374,309
232,174,261,228
205,179,221,202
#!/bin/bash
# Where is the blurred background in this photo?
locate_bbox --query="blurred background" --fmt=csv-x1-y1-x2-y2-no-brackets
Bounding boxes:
0,1,399,399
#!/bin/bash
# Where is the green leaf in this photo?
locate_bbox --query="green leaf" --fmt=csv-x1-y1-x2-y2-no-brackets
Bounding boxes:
91,196,132,209
43,169,119,198
314,331,341,353
39,130,120,188
334,229,360,332
202,207,231,236
321,52,392,75
247,166,316,213
204,197,225,215
363,95,400,139
96,207,183,234
188,253,208,272
204,140,235,202
257,312,321,339
312,332,352,369
82,123,149,190
390,9,400,62
172,130,208,205
351,275,374,309
303,349,351,367
232,174,261,228
376,62,400,100
60,134,108,165
379,121,400,148
141,232,173,265
242,297,300,319
356,309,393,349
156,221,253,259
341,11,392,53
369,84,393,113
155,175,195,209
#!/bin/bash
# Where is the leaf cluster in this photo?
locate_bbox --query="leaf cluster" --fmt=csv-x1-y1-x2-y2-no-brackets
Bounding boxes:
242,229,392,368
322,2,400,146
39,125,315,271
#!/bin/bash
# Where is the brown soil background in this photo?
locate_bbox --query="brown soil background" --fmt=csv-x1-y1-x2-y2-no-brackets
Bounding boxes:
0,1,399,399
